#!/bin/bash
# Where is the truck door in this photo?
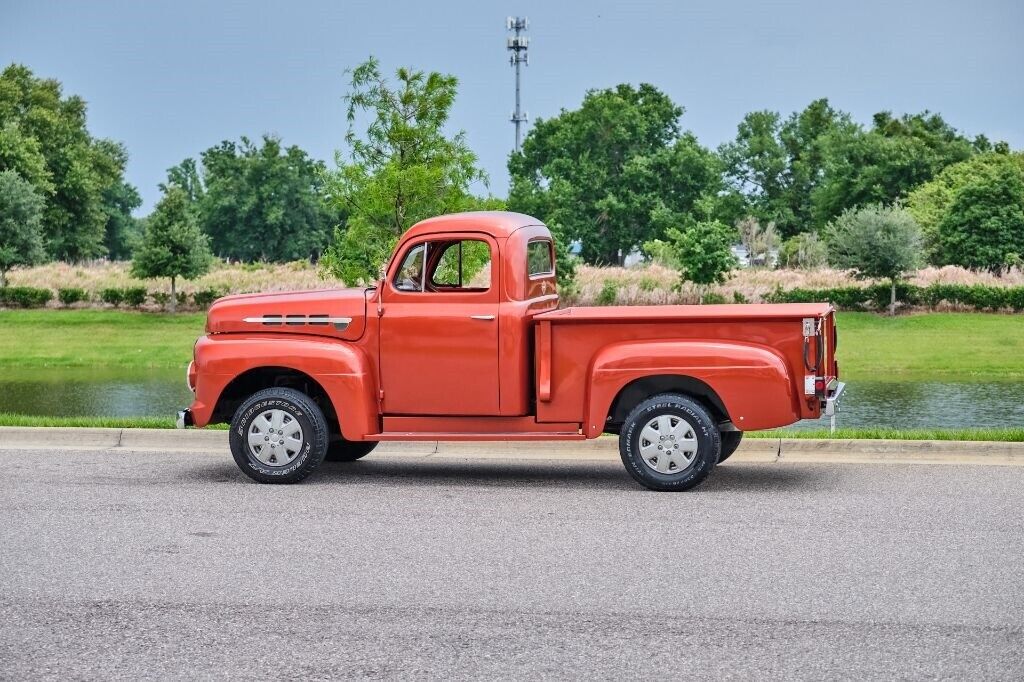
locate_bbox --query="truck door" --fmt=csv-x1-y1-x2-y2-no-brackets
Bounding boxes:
379,235,500,415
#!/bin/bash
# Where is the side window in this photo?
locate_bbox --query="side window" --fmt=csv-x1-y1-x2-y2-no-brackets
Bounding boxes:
393,243,426,292
527,239,554,277
429,239,492,291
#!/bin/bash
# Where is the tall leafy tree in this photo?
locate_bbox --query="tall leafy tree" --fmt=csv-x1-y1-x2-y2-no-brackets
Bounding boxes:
98,140,142,260
907,151,1024,265
167,136,335,262
813,111,974,229
826,204,922,314
719,99,854,237
0,64,138,260
131,186,212,312
0,169,46,287
933,160,1024,272
509,83,720,265
320,57,492,284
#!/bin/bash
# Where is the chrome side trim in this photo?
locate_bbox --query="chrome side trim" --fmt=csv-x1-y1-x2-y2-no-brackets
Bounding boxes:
470,315,496,321
242,316,351,330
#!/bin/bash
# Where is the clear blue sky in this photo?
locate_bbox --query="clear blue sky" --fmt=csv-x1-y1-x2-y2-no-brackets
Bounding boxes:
3,0,1021,213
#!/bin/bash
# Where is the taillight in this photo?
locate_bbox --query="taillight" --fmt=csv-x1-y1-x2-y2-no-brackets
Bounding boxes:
815,378,826,395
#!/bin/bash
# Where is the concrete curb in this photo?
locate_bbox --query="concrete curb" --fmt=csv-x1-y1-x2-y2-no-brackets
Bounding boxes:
1,426,1022,465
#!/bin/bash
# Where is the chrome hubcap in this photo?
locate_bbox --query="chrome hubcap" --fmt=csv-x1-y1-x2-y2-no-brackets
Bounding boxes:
247,409,304,467
638,414,698,474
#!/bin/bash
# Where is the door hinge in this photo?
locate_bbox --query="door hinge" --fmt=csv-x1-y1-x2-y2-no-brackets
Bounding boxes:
378,389,385,401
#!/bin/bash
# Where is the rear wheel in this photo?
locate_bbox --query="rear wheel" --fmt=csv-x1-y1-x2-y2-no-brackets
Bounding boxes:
229,387,329,484
618,393,720,491
717,431,744,464
325,438,378,462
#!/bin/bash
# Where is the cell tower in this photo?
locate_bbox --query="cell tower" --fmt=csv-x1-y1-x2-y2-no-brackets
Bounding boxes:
506,16,529,152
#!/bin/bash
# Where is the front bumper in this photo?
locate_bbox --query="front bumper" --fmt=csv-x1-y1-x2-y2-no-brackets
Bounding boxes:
176,409,194,429
824,381,846,416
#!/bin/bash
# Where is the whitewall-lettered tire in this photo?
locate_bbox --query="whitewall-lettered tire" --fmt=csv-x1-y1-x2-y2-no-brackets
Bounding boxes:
229,387,329,484
618,393,720,491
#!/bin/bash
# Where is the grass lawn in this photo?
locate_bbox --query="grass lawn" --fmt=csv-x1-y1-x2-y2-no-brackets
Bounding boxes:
835,312,1024,381
0,413,227,429
2,309,1022,380
0,309,204,369
750,427,1024,442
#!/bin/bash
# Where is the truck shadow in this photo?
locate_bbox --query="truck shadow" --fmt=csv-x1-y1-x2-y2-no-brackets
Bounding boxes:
300,458,822,493
189,457,821,492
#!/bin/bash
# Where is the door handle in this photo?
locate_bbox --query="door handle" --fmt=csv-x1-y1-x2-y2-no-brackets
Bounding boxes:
470,315,496,321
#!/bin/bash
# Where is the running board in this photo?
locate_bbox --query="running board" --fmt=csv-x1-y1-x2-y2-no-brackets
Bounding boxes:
370,432,587,442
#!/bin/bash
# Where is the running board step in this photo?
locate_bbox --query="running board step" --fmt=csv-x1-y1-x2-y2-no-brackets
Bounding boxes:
370,432,586,442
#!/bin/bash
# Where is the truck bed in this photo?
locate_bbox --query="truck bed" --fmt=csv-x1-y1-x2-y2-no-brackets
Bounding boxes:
533,303,836,435
535,303,833,322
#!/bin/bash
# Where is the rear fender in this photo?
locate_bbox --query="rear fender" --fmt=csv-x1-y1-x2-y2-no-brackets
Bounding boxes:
585,340,798,436
190,334,377,439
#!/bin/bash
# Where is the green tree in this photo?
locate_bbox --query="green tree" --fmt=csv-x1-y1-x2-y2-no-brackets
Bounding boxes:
131,186,212,312
933,162,1024,272
719,99,854,237
173,135,336,262
0,64,138,260
646,202,737,301
320,57,490,285
509,83,721,266
98,141,142,260
0,169,46,287
907,151,1024,264
826,204,922,314
813,111,974,229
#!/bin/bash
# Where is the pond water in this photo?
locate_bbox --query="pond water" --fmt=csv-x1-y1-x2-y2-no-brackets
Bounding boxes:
2,368,1024,430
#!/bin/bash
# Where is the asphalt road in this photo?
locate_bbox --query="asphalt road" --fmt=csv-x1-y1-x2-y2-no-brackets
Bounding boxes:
1,447,1022,680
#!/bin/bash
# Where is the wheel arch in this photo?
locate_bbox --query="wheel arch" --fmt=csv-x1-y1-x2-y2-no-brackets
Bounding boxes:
603,374,730,435
212,366,339,429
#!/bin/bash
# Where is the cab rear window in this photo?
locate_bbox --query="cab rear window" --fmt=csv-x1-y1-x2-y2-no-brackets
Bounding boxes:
527,240,553,277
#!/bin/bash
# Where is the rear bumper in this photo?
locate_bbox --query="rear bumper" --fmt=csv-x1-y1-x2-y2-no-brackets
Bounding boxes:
824,381,846,416
176,409,194,429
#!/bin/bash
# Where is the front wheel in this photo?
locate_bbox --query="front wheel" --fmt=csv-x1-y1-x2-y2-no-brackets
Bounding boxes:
229,387,329,484
618,394,720,492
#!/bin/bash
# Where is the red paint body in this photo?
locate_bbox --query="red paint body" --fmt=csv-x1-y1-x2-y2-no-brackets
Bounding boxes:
188,212,838,440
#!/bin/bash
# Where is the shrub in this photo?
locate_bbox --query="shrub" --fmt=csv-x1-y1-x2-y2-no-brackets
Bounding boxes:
596,280,618,306
765,283,1024,312
0,286,52,308
123,287,148,307
58,287,89,306
151,292,171,307
732,290,748,304
702,292,728,305
100,288,125,307
192,288,224,309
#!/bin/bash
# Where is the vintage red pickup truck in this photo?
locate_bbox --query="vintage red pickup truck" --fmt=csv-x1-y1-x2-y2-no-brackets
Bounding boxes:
178,211,843,491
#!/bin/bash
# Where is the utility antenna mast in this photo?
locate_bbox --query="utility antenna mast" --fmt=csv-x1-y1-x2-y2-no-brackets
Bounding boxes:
506,16,529,152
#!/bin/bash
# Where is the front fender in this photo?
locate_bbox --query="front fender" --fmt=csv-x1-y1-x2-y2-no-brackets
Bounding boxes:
585,340,798,436
189,334,378,439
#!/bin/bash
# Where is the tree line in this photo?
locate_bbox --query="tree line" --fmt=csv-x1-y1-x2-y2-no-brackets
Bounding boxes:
1,60,1022,303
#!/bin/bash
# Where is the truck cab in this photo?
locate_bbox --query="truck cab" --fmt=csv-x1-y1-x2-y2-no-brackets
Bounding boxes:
180,211,843,491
